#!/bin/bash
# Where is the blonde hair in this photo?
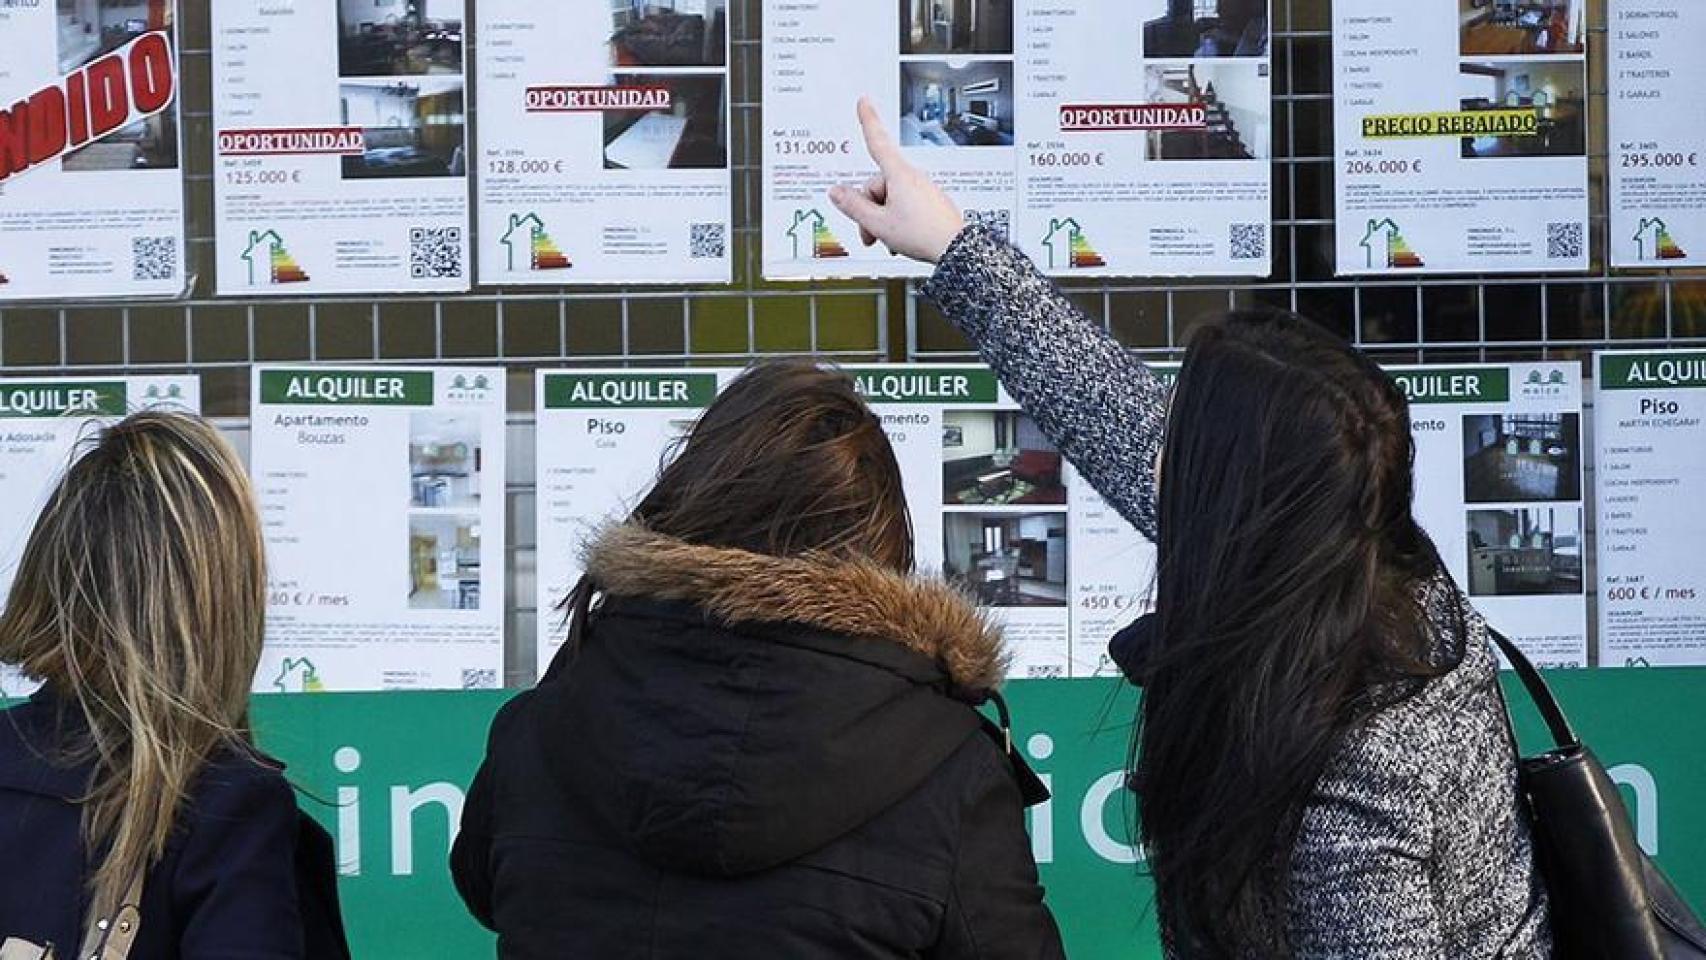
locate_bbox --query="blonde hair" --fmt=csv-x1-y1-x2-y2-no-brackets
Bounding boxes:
0,411,267,922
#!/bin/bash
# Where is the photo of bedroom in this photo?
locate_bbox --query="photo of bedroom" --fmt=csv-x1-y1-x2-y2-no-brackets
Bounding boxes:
340,79,467,179
408,514,481,610
942,410,1066,506
410,413,482,509
1460,0,1585,56
899,61,1015,148
1143,62,1269,160
610,0,727,67
899,0,1013,55
1466,507,1584,597
1462,413,1581,503
1143,0,1269,59
55,0,180,171
602,75,728,170
1459,60,1586,159
338,0,463,77
944,512,1068,608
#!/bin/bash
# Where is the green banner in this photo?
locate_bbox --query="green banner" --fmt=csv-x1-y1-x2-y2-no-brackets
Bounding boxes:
1600,353,1706,391
260,370,435,406
847,368,1000,404
0,381,126,418
1390,367,1511,404
543,373,719,409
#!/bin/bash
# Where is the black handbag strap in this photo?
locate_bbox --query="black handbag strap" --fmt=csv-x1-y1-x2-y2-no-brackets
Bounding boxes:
1490,629,1579,750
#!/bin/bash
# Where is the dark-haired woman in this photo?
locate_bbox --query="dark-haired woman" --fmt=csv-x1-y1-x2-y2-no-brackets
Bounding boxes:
831,101,1551,958
451,359,1064,959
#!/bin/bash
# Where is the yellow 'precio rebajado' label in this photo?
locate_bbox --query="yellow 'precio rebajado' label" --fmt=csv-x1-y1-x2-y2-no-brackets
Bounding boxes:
1362,109,1539,139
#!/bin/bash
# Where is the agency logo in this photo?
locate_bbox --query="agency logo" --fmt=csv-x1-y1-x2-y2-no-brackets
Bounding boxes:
1634,217,1688,263
241,229,311,286
273,657,328,693
1519,366,1569,399
141,383,187,403
445,372,494,402
787,209,849,260
1360,218,1424,270
1041,218,1105,270
500,212,572,272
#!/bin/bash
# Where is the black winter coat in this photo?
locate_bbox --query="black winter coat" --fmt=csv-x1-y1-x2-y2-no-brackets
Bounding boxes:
451,524,1065,959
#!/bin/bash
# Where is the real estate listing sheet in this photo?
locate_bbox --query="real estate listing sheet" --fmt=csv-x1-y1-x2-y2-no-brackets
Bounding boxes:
475,1,733,284
212,0,471,295
1607,0,1706,269
0,0,186,300
250,366,505,692
1333,0,1590,275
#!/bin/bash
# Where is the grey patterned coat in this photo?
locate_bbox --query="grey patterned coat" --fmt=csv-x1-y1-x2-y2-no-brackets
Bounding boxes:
922,224,1553,958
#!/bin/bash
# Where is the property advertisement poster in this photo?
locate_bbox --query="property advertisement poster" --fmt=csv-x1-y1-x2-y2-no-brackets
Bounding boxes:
1594,351,1706,666
475,1,732,284
0,0,186,301
212,0,470,296
1607,0,1706,269
1333,0,1590,275
251,366,505,692
761,0,1273,280
0,375,200,698
1391,362,1588,668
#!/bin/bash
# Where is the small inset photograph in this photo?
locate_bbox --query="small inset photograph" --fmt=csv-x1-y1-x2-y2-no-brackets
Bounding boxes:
899,60,1015,148
410,413,483,509
1460,0,1585,57
340,79,467,179
1142,62,1269,160
944,512,1069,608
610,0,728,67
603,74,728,170
338,0,464,77
1459,60,1586,159
408,514,481,610
1143,0,1269,58
57,0,171,73
943,410,1066,506
62,110,179,172
1466,507,1584,597
1462,413,1581,503
900,0,1013,55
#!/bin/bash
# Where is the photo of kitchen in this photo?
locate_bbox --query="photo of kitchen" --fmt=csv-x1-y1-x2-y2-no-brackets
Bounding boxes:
602,74,728,169
1143,62,1269,160
1459,60,1586,159
1142,0,1269,59
410,413,482,509
610,0,727,67
899,0,1013,55
1466,507,1584,597
1462,413,1581,503
943,512,1068,608
1460,0,1585,56
899,61,1015,148
942,410,1066,506
340,79,467,179
338,0,464,77
55,0,179,172
408,514,481,610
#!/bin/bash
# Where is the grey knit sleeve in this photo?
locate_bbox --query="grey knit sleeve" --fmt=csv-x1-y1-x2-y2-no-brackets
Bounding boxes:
920,224,1169,541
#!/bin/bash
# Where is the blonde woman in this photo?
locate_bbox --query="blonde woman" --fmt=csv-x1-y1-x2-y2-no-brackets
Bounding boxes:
0,413,348,958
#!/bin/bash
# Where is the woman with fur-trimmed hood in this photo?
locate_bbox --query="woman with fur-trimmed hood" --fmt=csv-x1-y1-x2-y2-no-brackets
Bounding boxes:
450,359,1065,959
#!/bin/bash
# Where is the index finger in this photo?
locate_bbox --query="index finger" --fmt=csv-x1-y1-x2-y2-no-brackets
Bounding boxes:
857,97,904,174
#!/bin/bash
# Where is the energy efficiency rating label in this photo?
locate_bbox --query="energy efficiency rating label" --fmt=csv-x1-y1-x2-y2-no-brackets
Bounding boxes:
212,0,470,295
1608,1,1706,269
250,366,505,692
475,1,732,284
0,2,186,300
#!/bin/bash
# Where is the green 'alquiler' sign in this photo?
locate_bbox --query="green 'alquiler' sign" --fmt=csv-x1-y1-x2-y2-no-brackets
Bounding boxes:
0,381,127,418
1389,367,1511,404
1601,353,1706,391
847,368,1000,404
543,373,720,409
260,370,436,406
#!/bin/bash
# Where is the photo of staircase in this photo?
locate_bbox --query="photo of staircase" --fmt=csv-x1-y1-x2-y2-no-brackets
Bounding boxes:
1143,63,1269,161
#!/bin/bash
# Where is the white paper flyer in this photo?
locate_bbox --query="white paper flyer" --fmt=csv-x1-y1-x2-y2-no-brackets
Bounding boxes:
1607,0,1706,269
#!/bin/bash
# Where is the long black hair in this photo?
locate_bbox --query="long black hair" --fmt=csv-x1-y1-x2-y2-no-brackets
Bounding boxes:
1135,311,1458,957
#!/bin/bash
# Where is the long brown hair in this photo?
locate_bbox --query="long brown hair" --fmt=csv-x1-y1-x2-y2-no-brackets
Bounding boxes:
0,412,267,923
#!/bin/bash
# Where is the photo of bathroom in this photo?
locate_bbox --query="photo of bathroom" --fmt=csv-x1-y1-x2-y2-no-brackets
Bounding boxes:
408,514,481,610
410,413,482,509
942,410,1065,506
1466,507,1584,597
1462,413,1581,503
943,512,1068,607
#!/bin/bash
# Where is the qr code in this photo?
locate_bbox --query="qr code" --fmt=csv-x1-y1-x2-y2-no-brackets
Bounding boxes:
410,226,464,279
461,668,498,690
132,236,177,281
965,208,1011,242
1547,221,1584,260
690,222,726,259
1230,223,1266,261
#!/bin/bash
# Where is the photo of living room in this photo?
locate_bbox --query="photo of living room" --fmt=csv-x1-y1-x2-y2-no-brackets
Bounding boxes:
610,0,727,67
1143,62,1269,160
943,513,1068,608
899,61,1015,148
408,514,481,610
1462,413,1581,503
602,75,728,169
338,0,463,77
339,79,466,179
1466,507,1584,597
1142,0,1269,59
1460,0,1585,56
900,0,1013,55
410,413,482,509
942,410,1066,506
1459,60,1586,159
57,0,171,72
